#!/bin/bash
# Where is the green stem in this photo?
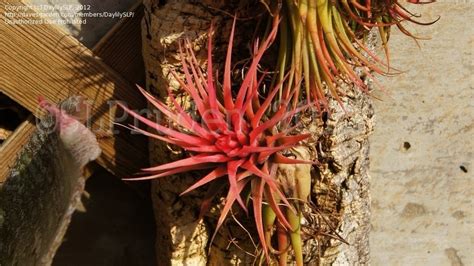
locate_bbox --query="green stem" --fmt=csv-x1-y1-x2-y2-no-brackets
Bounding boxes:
263,204,276,249
377,16,391,68
287,208,303,266
276,9,289,100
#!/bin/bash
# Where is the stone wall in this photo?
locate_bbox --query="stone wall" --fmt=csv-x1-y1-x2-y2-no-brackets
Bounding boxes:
370,1,473,265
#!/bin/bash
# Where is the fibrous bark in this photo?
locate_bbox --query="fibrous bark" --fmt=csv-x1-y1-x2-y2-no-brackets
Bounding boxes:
311,87,373,265
142,1,373,265
0,97,98,265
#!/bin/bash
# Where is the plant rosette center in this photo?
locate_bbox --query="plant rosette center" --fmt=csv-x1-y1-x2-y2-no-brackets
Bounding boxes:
215,133,241,155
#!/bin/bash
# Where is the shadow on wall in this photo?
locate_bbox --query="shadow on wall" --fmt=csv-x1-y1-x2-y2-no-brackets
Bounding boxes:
47,0,155,264
77,0,136,48
53,168,156,266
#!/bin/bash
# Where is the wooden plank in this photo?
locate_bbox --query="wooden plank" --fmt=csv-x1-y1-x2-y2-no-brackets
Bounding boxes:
0,0,148,178
0,116,36,184
93,1,145,85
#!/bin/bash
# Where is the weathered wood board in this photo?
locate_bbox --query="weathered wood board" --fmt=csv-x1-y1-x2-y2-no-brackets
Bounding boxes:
0,0,147,179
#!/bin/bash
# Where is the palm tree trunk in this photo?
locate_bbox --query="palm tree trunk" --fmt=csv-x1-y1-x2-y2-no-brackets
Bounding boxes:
141,0,373,264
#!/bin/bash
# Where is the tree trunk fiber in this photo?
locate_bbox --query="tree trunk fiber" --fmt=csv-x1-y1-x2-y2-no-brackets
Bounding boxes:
141,1,373,265
0,97,97,265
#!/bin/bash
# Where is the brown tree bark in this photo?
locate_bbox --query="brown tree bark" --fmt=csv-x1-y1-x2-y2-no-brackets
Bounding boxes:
0,97,97,265
141,1,373,265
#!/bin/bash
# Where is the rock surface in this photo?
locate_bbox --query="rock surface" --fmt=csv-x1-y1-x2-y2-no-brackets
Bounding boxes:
370,2,474,265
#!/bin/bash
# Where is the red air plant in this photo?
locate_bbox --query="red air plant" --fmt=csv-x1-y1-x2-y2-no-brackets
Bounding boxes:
117,20,313,260
338,0,439,59
270,0,437,111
